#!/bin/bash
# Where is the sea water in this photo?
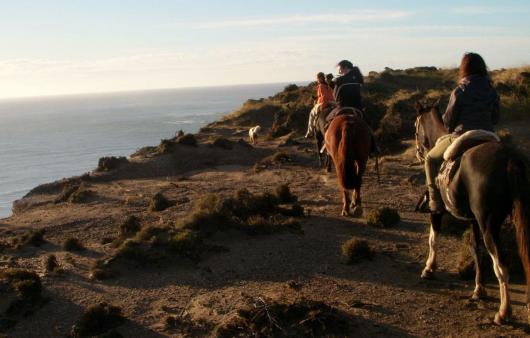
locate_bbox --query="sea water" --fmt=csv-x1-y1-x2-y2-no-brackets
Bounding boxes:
0,83,292,218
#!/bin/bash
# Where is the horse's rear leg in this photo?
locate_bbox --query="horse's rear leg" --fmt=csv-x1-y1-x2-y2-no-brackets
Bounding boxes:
421,212,442,279
341,189,350,217
470,221,486,300
350,186,363,217
482,225,512,324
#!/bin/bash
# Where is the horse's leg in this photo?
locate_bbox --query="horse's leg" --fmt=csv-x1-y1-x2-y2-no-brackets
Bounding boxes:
421,212,443,279
350,184,363,217
326,154,332,173
341,189,350,217
482,223,512,324
316,134,323,167
470,221,486,300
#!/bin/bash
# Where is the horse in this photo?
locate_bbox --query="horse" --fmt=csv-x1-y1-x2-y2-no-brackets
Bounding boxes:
314,107,332,170
324,111,372,217
415,101,530,325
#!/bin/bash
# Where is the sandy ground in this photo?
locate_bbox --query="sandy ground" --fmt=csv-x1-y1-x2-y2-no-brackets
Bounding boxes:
1,127,530,337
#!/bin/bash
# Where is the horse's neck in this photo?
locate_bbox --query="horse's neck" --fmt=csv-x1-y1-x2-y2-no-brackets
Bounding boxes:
428,111,448,145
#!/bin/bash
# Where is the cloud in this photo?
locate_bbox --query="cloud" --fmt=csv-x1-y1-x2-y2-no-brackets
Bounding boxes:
192,10,411,29
453,5,530,15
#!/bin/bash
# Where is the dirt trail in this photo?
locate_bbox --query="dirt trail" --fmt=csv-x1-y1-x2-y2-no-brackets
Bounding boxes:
1,134,529,337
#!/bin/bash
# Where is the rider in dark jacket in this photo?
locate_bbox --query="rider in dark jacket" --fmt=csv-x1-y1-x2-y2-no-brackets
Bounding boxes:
333,64,363,109
443,74,499,135
425,52,500,212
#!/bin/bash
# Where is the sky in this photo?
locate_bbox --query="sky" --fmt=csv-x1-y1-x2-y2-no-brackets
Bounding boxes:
0,0,529,99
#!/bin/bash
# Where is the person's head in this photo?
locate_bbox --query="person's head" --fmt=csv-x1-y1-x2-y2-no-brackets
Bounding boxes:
337,60,354,75
326,73,334,82
459,52,488,80
316,72,326,83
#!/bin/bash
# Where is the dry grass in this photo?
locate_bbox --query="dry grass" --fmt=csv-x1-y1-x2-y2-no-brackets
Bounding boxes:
215,298,351,337
96,157,128,172
341,238,374,264
11,229,46,249
149,192,173,212
366,208,400,228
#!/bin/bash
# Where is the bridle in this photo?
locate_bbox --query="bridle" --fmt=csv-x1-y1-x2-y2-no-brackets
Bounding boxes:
415,114,427,164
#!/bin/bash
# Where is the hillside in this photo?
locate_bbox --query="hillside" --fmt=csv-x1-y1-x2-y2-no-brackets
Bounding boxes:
0,67,530,337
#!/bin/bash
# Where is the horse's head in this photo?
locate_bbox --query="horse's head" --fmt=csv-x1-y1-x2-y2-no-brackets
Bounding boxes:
414,100,442,163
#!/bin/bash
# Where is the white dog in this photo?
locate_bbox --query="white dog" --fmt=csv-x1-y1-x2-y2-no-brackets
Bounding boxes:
249,125,262,144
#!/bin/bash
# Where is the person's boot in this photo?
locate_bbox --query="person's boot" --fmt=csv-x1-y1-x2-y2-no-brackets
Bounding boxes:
427,184,444,213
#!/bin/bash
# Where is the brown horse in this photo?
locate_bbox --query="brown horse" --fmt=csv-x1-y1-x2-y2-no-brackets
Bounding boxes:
415,101,530,325
325,112,371,217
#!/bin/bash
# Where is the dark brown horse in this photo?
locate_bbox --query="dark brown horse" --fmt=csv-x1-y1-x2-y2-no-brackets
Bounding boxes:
325,112,371,216
415,101,530,325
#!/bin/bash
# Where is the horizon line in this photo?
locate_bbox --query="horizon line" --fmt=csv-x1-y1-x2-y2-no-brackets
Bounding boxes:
1,63,528,102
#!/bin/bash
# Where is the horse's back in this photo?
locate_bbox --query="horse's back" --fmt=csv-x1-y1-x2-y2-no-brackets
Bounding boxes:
459,141,512,217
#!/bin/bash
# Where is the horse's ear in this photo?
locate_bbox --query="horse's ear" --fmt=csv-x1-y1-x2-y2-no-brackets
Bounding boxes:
415,101,424,116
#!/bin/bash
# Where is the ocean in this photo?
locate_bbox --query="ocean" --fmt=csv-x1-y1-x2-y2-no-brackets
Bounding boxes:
0,83,293,219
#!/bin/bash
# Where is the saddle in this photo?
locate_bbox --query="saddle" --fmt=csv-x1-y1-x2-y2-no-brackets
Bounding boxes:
435,130,500,219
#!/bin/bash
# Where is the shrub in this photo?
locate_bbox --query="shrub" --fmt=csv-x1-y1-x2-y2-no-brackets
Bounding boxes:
0,269,42,302
62,237,85,252
89,260,118,280
341,238,373,264
12,229,46,248
212,137,233,150
71,302,125,337
118,216,141,238
149,192,173,212
254,152,292,171
96,157,128,172
274,184,297,203
69,184,93,204
43,254,61,273
176,133,197,147
167,230,203,259
366,207,400,227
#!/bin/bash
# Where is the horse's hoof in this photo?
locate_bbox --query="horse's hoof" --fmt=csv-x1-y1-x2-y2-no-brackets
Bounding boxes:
493,312,510,325
471,287,486,301
421,269,434,280
351,206,363,217
341,210,349,217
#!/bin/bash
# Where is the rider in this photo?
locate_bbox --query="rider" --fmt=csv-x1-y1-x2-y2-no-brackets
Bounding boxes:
326,60,363,123
326,73,335,90
326,60,379,154
305,72,335,138
425,52,500,212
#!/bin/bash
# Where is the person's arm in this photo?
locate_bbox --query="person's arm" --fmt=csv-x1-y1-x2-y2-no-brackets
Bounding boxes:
443,89,461,132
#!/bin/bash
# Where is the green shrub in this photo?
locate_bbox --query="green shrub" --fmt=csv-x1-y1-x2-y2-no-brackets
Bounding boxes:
366,207,400,227
341,238,373,264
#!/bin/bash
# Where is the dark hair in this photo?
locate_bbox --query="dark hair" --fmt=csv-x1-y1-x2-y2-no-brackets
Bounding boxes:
316,72,326,84
337,60,354,70
326,73,334,80
352,66,364,84
459,52,488,79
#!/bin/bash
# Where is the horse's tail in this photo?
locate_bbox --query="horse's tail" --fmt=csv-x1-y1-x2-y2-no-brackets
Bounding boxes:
508,157,530,306
337,121,357,190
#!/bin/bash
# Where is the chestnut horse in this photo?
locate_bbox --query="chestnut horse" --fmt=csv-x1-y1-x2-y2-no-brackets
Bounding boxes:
415,101,530,325
325,111,371,217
